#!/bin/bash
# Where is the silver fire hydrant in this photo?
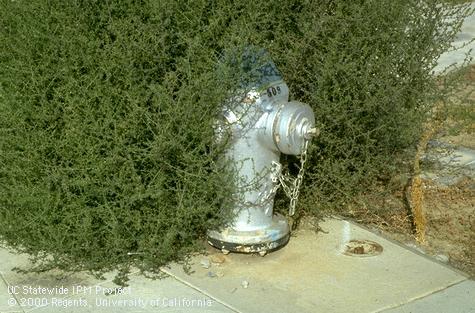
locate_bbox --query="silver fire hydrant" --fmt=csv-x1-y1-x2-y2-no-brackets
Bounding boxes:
208,50,316,255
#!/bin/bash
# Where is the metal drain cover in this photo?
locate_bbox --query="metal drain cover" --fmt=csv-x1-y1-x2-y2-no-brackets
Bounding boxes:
344,239,383,257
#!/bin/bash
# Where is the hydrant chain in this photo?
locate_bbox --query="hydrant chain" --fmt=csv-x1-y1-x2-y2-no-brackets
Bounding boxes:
275,137,311,216
290,138,310,216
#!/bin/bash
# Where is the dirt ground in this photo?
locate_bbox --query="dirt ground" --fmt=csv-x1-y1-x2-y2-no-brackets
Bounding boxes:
421,66,474,276
346,65,475,278
423,178,474,275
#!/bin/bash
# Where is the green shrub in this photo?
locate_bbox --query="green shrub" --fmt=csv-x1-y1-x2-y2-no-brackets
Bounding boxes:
0,0,237,281
273,1,473,215
0,0,471,283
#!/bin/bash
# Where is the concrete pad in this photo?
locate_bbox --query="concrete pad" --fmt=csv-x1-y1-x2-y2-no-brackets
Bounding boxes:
383,280,475,313
0,276,24,313
26,271,235,313
0,246,34,272
425,141,475,170
422,141,475,186
0,247,124,312
0,247,234,313
0,247,130,312
439,146,475,169
433,2,475,74
162,218,468,313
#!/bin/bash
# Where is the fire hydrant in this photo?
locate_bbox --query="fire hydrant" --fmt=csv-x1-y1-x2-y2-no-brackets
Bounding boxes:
208,50,316,255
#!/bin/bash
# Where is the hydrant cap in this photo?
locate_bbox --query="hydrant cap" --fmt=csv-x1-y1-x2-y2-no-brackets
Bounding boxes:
273,101,315,155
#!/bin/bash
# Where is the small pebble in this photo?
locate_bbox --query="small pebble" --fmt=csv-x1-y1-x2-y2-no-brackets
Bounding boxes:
211,254,226,264
435,254,449,263
200,259,210,269
405,243,426,254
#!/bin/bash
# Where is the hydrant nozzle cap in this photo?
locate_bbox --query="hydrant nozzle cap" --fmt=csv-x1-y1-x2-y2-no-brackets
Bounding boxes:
304,127,319,139
273,101,315,155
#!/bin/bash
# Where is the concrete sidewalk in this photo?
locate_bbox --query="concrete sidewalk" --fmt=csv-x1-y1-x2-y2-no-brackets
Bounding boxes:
433,2,475,74
1,218,474,313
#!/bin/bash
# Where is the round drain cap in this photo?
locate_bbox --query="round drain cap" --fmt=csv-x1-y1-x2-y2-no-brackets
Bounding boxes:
344,239,383,257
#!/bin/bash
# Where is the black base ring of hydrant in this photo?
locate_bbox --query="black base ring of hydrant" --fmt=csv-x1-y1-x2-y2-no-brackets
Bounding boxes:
207,233,290,254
